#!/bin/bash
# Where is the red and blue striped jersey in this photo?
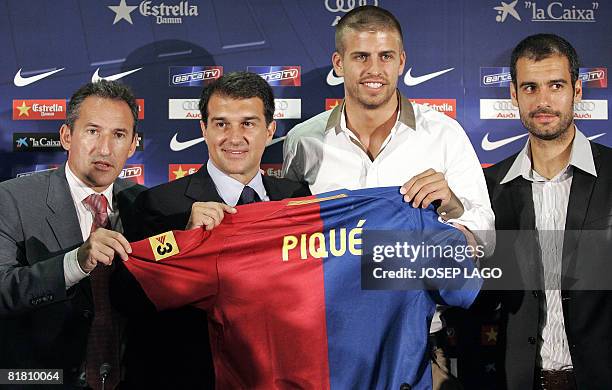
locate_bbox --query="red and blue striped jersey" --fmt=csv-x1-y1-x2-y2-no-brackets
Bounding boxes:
124,187,481,389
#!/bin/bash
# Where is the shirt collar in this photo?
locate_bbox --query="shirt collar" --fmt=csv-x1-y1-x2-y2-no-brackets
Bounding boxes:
206,160,267,206
65,163,114,210
500,126,596,184
325,91,417,135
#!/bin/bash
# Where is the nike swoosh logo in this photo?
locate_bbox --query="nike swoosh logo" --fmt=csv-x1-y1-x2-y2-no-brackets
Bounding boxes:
170,133,205,152
91,67,142,82
587,133,606,141
267,136,286,147
403,67,454,86
481,132,528,151
170,134,287,152
326,68,344,86
14,68,65,87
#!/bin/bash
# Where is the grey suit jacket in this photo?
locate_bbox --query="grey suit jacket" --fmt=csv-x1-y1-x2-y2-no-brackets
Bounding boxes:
0,164,144,375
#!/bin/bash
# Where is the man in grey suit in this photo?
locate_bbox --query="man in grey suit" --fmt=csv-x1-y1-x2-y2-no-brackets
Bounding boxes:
0,80,144,389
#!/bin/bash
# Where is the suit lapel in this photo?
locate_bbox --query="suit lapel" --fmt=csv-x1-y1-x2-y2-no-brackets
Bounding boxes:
46,165,83,250
562,148,599,281
507,178,543,288
509,178,536,230
185,167,224,203
46,165,93,302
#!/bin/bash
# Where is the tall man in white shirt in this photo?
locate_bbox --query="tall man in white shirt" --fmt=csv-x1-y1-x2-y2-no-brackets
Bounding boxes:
485,34,612,390
282,5,494,389
0,80,144,389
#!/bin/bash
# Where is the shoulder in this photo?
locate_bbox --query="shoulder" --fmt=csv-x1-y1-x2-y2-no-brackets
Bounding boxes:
285,110,332,145
143,174,191,198
412,102,466,138
484,153,520,189
0,169,52,198
591,141,612,165
263,175,311,199
115,178,147,203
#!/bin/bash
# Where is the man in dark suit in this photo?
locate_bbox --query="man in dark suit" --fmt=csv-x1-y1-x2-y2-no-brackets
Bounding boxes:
115,71,310,389
485,34,612,390
0,80,145,389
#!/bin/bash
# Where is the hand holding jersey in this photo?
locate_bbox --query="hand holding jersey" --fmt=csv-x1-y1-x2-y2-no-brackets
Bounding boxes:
185,201,237,230
77,228,132,272
400,168,465,221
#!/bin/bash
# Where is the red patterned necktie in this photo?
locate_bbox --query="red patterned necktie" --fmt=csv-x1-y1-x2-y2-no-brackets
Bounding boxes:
83,194,121,390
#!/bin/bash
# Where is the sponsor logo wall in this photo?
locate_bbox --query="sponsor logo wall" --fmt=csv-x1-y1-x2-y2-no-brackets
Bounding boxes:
1,1,609,189
0,2,609,387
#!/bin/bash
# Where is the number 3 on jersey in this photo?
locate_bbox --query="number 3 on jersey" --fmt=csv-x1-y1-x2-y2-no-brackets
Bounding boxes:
148,231,180,261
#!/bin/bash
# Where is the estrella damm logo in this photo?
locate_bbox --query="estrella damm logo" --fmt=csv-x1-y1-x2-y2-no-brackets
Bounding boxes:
148,231,179,261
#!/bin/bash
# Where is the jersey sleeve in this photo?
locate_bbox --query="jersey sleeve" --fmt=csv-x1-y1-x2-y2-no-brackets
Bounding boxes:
123,228,219,311
424,228,483,309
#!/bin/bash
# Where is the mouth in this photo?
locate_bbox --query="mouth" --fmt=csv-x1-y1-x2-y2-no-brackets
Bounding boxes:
222,148,248,158
93,161,113,171
360,80,386,90
532,113,558,124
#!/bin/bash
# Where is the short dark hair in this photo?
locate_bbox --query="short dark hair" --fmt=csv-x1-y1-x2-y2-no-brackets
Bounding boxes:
510,33,580,88
66,80,138,136
199,71,275,125
335,5,403,54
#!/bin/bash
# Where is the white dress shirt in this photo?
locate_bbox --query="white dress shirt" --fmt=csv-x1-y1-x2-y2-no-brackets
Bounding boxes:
207,160,269,206
62,164,118,288
500,127,596,370
283,93,495,332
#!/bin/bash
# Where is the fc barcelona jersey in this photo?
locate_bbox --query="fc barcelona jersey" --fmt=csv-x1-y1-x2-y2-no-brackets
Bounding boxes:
124,187,481,389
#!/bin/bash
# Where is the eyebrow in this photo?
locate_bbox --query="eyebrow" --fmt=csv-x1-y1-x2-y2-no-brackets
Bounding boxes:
210,116,261,121
350,50,397,56
85,122,129,133
519,79,568,88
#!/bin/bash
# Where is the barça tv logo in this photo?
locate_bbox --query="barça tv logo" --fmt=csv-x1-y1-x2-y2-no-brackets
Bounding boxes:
579,67,607,88
248,66,301,87
169,66,223,87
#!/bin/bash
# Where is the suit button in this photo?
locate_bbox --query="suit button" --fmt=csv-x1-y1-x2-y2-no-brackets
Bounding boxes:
528,337,536,345
532,291,539,298
82,310,93,320
399,383,412,390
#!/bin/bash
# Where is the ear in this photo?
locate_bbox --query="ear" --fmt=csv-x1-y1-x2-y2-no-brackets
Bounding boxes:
332,51,344,77
573,78,582,102
510,83,519,107
266,120,276,144
200,120,207,140
398,50,406,76
127,131,137,159
59,124,71,151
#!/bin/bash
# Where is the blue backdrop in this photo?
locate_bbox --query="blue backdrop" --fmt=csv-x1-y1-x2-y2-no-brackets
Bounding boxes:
1,1,609,386
1,0,609,185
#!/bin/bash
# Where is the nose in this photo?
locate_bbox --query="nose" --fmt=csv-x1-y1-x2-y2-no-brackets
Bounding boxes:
366,57,383,77
226,125,245,144
534,88,552,109
97,133,112,156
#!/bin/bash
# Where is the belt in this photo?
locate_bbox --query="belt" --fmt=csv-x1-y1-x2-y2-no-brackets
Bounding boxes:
535,369,576,390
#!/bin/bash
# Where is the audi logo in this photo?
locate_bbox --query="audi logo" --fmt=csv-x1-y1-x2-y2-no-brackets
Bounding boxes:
493,101,517,111
275,100,289,110
325,0,378,13
182,100,199,110
574,102,595,111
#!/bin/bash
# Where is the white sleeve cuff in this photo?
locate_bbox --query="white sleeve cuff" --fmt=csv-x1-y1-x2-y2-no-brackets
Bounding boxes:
447,199,496,258
63,248,89,289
